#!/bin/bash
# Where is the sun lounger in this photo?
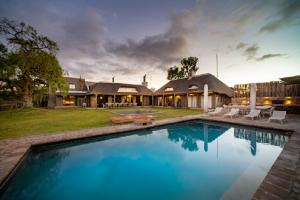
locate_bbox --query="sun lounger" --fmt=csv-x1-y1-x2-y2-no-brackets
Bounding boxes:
208,107,223,116
261,107,274,117
268,111,287,124
244,109,261,120
224,108,239,119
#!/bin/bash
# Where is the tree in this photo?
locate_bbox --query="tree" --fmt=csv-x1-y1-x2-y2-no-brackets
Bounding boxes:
167,56,199,80
0,43,21,97
167,66,184,80
180,56,198,77
0,18,67,107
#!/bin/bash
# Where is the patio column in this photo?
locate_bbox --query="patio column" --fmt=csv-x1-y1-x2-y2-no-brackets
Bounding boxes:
90,94,97,108
152,96,154,107
250,83,256,110
114,94,116,103
186,93,188,108
204,84,208,112
174,94,176,107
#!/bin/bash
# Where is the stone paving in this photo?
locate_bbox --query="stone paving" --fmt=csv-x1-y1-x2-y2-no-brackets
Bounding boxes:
0,114,300,199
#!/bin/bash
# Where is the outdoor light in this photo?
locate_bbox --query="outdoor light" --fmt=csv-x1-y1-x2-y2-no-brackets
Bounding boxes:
284,99,293,105
263,99,271,105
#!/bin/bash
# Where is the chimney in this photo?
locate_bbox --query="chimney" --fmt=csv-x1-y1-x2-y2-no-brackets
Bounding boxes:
142,74,148,87
112,77,114,83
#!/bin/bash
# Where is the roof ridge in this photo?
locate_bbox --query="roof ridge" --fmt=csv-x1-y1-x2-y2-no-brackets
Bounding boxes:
168,73,213,82
95,81,145,87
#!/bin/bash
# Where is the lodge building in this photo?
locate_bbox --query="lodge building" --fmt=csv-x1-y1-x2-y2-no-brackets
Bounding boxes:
53,73,233,109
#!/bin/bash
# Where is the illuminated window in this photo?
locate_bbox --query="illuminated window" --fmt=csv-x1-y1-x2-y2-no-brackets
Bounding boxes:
63,96,75,106
164,87,174,92
69,84,75,89
117,87,138,93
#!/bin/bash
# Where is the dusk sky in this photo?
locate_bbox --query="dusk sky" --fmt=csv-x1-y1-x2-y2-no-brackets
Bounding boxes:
0,0,299,89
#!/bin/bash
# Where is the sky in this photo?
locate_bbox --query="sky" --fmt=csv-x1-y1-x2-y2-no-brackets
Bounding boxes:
0,0,300,89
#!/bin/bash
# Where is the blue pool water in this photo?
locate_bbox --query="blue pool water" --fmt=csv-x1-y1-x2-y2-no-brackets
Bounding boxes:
0,121,288,200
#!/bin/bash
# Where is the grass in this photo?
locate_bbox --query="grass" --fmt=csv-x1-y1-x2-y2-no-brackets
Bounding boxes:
0,107,202,140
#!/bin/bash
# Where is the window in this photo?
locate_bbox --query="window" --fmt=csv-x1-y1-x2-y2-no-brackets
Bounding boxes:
117,87,138,93
164,87,174,92
63,96,75,106
189,85,199,90
69,84,75,89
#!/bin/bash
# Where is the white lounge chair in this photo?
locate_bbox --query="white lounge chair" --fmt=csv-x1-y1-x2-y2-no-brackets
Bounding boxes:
262,107,274,117
244,109,261,120
268,111,287,124
224,108,239,119
208,107,223,116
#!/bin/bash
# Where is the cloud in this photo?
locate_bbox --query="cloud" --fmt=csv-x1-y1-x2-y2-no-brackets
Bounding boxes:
259,0,300,33
105,8,201,72
256,54,286,61
236,42,248,50
57,9,106,60
234,42,286,61
243,44,259,60
106,36,187,70
0,0,297,87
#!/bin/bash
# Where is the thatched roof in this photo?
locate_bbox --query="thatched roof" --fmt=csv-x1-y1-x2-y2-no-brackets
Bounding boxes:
280,75,300,85
154,73,233,97
89,82,153,95
65,77,88,91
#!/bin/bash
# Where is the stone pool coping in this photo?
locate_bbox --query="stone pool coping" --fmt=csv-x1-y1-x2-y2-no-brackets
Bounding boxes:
0,114,299,199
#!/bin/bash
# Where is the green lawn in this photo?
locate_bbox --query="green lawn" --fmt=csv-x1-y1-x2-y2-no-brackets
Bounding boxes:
0,107,202,139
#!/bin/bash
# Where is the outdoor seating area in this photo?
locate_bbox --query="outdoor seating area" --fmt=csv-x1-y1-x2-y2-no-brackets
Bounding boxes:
209,105,287,124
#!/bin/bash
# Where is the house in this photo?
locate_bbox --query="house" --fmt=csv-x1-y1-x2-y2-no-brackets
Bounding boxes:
88,82,153,107
53,73,233,108
54,76,153,107
55,77,91,107
154,73,233,109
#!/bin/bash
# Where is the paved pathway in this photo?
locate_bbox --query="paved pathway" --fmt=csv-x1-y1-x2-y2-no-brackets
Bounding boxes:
0,114,299,199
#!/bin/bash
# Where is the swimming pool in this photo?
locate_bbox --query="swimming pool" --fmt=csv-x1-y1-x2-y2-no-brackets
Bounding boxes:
0,121,288,200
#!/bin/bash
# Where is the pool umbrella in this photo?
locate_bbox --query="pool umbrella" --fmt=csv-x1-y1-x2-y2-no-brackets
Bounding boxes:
250,83,256,110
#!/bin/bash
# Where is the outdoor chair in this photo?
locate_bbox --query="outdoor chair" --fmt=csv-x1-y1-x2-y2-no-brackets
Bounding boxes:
262,107,274,118
244,109,261,120
268,111,287,124
224,108,239,119
208,107,223,116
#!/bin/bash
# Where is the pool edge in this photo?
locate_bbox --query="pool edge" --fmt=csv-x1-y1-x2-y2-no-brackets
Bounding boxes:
0,114,299,199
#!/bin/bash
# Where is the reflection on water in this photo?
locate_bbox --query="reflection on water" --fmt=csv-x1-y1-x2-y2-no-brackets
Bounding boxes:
234,128,288,156
167,122,288,155
168,123,229,152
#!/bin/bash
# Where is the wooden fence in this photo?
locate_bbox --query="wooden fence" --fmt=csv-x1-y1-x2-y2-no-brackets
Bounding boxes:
233,82,300,98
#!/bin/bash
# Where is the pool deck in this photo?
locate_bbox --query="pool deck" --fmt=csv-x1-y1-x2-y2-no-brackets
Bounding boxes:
0,114,300,199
